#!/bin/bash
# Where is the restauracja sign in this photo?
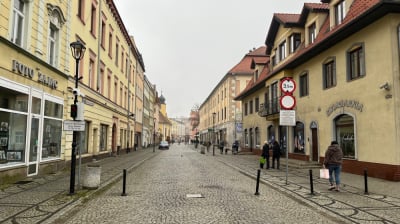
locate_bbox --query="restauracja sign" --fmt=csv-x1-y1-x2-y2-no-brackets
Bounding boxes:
326,100,363,116
12,60,58,89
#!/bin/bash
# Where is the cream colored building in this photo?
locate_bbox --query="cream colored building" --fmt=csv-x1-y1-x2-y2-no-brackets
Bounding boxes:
236,0,400,181
0,0,148,182
198,47,268,149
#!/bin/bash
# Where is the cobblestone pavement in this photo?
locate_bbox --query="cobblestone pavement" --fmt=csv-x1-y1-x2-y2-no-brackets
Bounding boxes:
58,144,343,224
214,151,400,224
0,149,158,224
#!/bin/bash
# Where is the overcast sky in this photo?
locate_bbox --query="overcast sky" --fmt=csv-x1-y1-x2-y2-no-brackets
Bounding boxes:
114,0,321,118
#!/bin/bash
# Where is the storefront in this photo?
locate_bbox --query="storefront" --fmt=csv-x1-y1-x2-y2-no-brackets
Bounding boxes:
0,57,66,178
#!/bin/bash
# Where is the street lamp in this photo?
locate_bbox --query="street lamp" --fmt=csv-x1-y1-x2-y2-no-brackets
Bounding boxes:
69,40,86,195
153,118,156,153
212,112,216,156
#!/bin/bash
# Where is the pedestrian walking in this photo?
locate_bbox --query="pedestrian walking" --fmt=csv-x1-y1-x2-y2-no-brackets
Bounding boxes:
323,140,343,192
272,140,281,169
262,141,270,169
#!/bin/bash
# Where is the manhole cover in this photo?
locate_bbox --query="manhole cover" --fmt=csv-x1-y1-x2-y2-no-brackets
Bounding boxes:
186,194,204,198
14,180,33,185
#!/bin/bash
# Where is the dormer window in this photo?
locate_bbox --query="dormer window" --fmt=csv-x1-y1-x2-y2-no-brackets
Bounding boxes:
308,23,316,44
335,0,346,25
254,70,259,81
289,33,301,53
279,40,286,61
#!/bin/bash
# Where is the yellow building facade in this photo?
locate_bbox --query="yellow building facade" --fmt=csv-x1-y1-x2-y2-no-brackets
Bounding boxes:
0,0,146,182
236,0,400,181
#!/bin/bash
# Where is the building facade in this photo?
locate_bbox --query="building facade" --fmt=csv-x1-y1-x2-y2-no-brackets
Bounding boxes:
235,0,400,181
198,47,268,149
0,0,152,182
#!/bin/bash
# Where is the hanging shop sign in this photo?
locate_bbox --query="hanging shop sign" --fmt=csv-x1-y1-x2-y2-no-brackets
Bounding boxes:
11,60,58,89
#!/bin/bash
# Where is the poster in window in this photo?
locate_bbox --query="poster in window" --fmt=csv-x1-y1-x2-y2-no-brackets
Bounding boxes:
0,137,7,147
0,150,6,163
0,122,8,131
7,151,22,161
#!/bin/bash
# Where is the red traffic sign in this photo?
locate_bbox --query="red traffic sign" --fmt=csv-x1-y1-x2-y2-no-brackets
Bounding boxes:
280,95,296,110
280,77,296,94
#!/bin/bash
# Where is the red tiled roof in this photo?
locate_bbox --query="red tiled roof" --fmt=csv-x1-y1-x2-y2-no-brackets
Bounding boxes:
274,13,300,24
304,2,330,10
228,46,267,74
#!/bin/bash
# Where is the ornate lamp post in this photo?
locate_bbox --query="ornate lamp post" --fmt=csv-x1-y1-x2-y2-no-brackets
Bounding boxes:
69,40,86,195
153,118,156,153
212,112,216,156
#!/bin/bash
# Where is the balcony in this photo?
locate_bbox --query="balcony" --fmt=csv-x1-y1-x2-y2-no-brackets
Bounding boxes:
258,98,280,120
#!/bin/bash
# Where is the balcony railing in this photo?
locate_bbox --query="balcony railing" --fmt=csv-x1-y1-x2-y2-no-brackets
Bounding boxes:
258,98,280,117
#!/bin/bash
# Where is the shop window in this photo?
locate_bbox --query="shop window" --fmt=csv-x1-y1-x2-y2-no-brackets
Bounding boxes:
334,114,355,159
267,125,275,143
293,122,305,153
100,124,108,151
0,86,28,112
42,118,62,159
255,127,260,148
0,111,27,164
244,129,248,147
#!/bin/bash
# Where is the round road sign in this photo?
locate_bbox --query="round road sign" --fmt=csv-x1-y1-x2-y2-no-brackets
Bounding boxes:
280,95,296,110
280,77,296,94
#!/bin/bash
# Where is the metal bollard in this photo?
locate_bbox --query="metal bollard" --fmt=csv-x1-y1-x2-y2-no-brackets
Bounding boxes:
364,169,369,195
309,169,314,195
121,169,127,196
255,169,261,195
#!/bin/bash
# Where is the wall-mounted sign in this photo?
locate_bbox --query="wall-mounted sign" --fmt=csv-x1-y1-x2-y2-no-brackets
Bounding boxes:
12,60,58,89
326,100,363,116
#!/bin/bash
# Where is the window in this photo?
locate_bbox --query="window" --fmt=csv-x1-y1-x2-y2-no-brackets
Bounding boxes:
335,114,355,159
11,0,27,47
115,40,119,66
244,102,248,116
335,0,346,25
279,40,286,61
99,124,108,151
267,125,275,143
114,79,118,103
249,100,253,114
293,122,305,153
107,70,112,99
244,129,248,147
98,62,104,93
255,127,260,147
255,97,259,112
323,57,336,89
299,72,309,97
347,44,365,80
77,0,85,21
289,33,301,53
49,23,58,66
88,58,95,89
101,18,106,48
90,4,97,36
308,23,316,44
271,82,279,113
108,26,113,58
271,56,276,67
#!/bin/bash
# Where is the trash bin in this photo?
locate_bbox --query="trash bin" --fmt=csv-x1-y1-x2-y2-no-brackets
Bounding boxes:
83,164,101,189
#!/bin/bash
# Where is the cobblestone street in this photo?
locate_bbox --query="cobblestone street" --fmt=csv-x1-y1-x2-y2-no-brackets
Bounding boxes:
58,144,341,224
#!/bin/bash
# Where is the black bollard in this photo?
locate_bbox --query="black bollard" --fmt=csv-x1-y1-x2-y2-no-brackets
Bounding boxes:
364,169,369,195
309,169,314,195
255,169,261,195
121,169,127,196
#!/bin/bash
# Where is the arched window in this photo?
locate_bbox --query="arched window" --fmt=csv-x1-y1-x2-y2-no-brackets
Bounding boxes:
334,114,355,159
293,122,305,153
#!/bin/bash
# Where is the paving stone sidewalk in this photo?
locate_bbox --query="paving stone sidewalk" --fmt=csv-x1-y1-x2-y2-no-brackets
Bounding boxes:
0,148,158,224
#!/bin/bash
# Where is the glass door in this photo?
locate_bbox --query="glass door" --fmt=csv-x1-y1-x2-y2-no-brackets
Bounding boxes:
28,116,40,176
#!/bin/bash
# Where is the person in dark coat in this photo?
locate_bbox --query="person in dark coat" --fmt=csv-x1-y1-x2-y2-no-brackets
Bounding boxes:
272,140,281,169
219,140,224,154
324,140,343,191
261,141,270,169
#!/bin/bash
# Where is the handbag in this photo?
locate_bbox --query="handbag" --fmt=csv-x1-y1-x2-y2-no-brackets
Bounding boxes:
259,157,266,165
319,168,329,179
